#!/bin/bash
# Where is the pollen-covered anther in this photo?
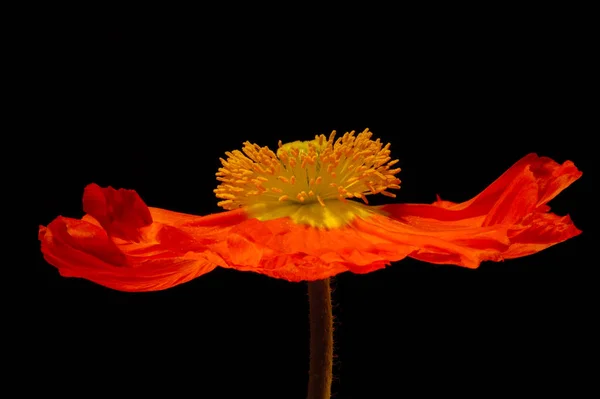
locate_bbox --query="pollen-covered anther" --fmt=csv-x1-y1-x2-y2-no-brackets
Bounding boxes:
337,186,349,196
301,156,309,169
317,195,325,206
215,193,236,200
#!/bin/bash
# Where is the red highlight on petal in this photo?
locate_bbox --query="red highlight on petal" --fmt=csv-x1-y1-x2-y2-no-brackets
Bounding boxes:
82,183,153,242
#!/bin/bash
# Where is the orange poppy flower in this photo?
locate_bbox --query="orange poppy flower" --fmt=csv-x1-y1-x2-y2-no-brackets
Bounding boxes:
38,129,582,291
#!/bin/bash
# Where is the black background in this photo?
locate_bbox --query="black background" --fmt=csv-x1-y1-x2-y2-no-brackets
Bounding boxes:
23,9,594,398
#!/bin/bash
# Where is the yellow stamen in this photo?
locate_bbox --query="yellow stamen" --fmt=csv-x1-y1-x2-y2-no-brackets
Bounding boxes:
214,128,402,228
317,195,326,207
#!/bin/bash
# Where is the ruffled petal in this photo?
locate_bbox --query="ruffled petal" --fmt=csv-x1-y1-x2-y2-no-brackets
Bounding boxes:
39,184,246,291
378,153,582,268
501,213,581,259
82,183,153,242
210,216,414,281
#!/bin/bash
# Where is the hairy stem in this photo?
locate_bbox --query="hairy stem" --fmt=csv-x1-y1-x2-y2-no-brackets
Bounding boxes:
307,278,333,399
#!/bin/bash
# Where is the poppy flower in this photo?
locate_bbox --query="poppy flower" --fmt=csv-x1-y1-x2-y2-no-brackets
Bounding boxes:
39,129,582,291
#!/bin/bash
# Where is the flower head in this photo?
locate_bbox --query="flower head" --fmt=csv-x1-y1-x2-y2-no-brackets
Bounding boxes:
39,129,582,291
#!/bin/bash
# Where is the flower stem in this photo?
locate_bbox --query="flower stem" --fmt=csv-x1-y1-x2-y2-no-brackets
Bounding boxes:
307,278,333,399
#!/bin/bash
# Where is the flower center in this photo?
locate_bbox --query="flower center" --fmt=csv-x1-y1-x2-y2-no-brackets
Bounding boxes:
214,129,401,228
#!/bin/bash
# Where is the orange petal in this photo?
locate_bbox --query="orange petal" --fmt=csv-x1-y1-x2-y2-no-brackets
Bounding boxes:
39,216,223,292
378,153,582,268
39,185,248,292
502,213,581,258
210,217,414,281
